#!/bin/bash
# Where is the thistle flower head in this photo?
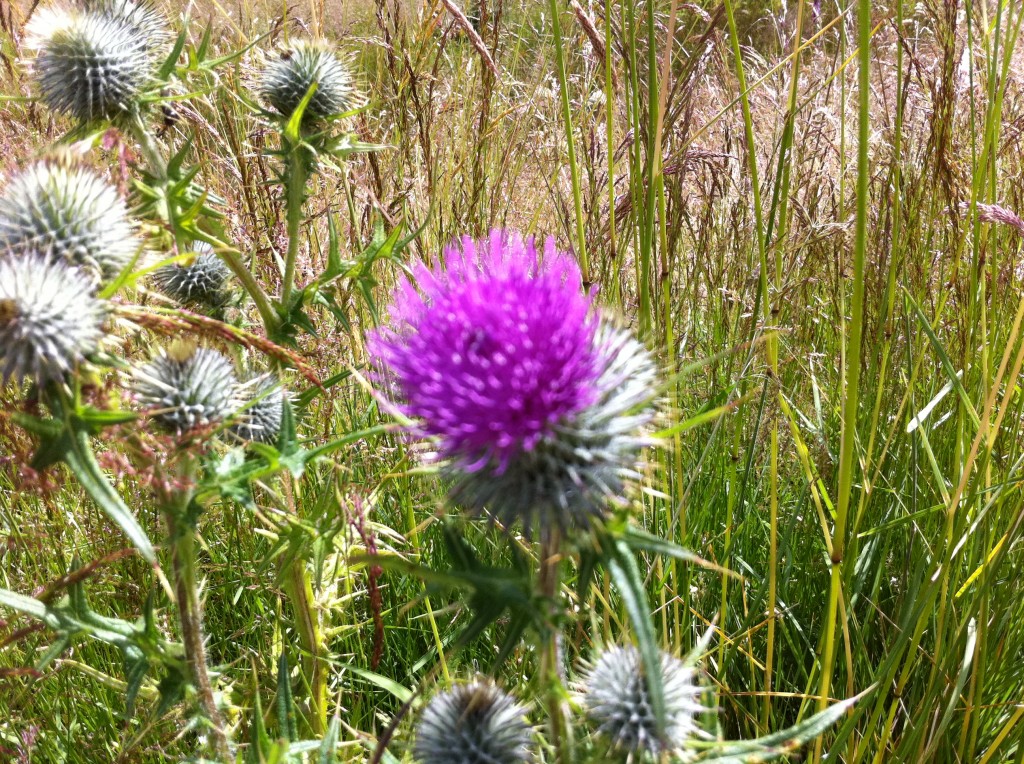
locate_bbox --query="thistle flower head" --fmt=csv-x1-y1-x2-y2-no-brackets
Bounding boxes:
26,6,154,123
230,373,286,445
0,253,106,386
132,343,238,433
0,157,137,285
84,0,168,50
258,39,358,124
369,230,658,538
580,645,702,758
414,681,534,764
151,242,232,310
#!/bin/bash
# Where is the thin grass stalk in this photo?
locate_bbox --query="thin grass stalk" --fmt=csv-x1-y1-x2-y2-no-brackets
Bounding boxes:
604,0,618,305
548,0,590,285
761,0,806,732
812,0,870,756
719,0,768,681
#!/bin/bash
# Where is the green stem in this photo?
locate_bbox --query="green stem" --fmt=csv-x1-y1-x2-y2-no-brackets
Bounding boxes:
548,0,590,285
813,0,870,756
163,457,231,761
539,533,572,763
281,140,311,311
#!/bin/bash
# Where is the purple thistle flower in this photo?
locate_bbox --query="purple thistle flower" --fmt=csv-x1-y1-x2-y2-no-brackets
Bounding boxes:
370,230,658,537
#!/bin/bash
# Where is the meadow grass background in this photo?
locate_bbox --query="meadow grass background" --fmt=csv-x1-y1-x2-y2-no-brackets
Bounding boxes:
2,0,1024,761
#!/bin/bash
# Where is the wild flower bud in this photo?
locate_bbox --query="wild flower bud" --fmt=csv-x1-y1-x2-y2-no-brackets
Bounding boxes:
258,39,357,124
369,230,658,540
230,373,285,445
0,253,106,386
151,242,232,310
26,7,154,123
0,157,137,286
133,343,238,433
580,645,702,758
414,681,534,764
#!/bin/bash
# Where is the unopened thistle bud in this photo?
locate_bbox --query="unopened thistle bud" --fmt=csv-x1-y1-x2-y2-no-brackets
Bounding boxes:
369,230,658,540
0,157,138,285
86,0,168,51
26,6,154,123
258,39,358,124
580,645,702,758
0,253,106,386
151,242,232,310
132,343,238,433
414,681,534,764
230,373,285,445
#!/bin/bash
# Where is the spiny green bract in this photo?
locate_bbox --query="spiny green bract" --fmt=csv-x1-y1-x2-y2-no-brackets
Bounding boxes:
580,645,702,758
132,343,239,434
151,242,232,310
85,0,168,51
258,39,358,124
0,157,138,286
230,374,286,445
0,253,106,387
26,6,155,123
414,681,534,764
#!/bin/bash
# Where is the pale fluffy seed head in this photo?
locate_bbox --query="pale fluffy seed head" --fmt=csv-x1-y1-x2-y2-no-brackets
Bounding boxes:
0,157,138,285
0,252,106,386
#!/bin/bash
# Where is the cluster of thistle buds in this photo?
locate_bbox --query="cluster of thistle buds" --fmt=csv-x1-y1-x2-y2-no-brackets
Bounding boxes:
132,341,286,444
411,643,702,762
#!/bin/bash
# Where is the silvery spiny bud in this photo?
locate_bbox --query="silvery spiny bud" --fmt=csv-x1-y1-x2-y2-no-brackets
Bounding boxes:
0,157,138,285
133,343,239,433
151,242,232,310
0,253,106,387
258,39,358,124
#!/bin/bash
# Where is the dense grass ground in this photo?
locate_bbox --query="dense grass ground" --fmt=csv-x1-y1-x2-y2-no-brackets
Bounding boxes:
2,0,1024,761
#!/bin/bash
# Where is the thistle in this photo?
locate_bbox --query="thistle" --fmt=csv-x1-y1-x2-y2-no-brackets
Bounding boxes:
230,374,285,445
414,681,534,764
151,243,232,310
26,6,155,123
369,230,658,539
0,157,138,285
580,645,702,759
0,253,106,386
132,343,238,433
85,0,168,51
258,39,358,124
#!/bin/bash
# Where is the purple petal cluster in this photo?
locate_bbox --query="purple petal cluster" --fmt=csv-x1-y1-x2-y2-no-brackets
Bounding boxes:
371,229,658,537
370,230,599,472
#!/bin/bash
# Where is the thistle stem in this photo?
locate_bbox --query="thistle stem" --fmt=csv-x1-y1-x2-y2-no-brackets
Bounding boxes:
539,533,572,764
281,140,311,312
162,457,230,761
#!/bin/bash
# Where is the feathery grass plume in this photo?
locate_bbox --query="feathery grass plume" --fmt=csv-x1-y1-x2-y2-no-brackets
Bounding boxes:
0,253,106,386
414,681,534,764
258,39,359,124
132,342,238,433
369,230,658,539
580,645,702,758
230,373,285,445
25,6,155,123
151,242,232,310
0,156,138,285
